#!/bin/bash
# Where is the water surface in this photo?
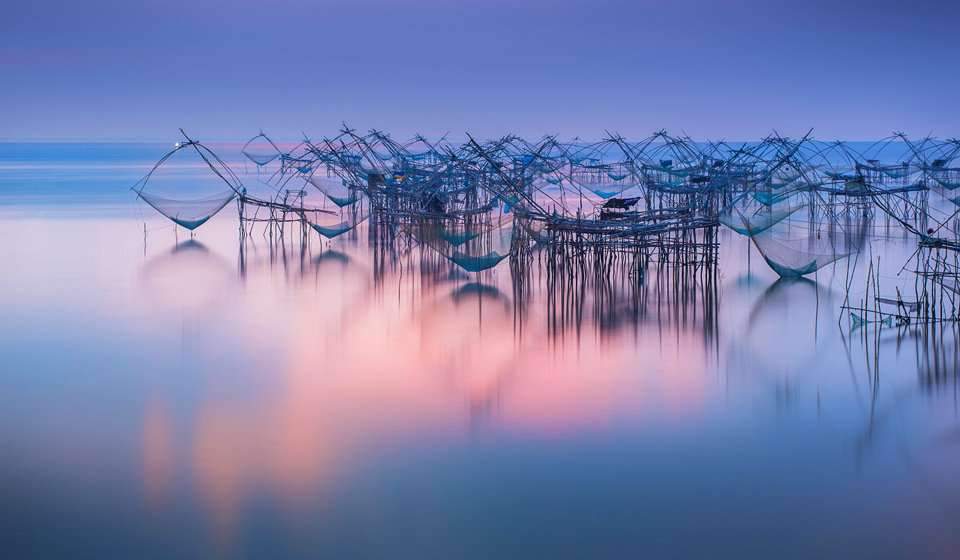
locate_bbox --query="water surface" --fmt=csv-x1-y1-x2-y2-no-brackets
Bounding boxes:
1,143,958,558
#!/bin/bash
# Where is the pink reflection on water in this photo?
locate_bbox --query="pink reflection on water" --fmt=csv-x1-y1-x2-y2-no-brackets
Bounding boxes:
142,397,174,509
124,221,721,543
1,213,720,547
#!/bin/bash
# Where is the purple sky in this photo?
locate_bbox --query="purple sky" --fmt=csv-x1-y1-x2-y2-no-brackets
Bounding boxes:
2,0,957,141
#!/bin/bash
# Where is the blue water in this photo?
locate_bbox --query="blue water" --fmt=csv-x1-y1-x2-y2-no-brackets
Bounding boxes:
0,143,958,559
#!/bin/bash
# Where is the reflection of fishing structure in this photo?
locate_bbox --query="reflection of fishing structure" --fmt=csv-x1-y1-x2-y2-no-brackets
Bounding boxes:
839,318,960,483
140,239,238,312
723,277,838,385
139,239,240,370
224,213,724,431
510,243,719,350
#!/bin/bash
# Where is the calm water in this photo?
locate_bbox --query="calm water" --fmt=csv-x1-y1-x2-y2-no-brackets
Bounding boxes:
1,143,958,559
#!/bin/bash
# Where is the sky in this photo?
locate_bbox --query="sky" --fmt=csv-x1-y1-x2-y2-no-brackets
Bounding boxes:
1,0,957,141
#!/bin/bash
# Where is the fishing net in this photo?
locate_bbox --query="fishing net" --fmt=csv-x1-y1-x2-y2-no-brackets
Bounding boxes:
307,173,360,207
138,191,236,230
439,227,481,247
278,147,316,175
580,182,634,200
134,141,242,230
932,168,960,190
518,216,554,245
242,133,280,166
418,213,516,272
567,160,638,200
302,203,368,239
850,312,894,329
719,205,801,236
449,250,510,272
750,178,816,206
245,152,277,166
448,218,515,272
750,229,852,278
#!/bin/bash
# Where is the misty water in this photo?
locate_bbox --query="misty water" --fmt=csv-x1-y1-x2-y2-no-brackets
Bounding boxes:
1,143,958,558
